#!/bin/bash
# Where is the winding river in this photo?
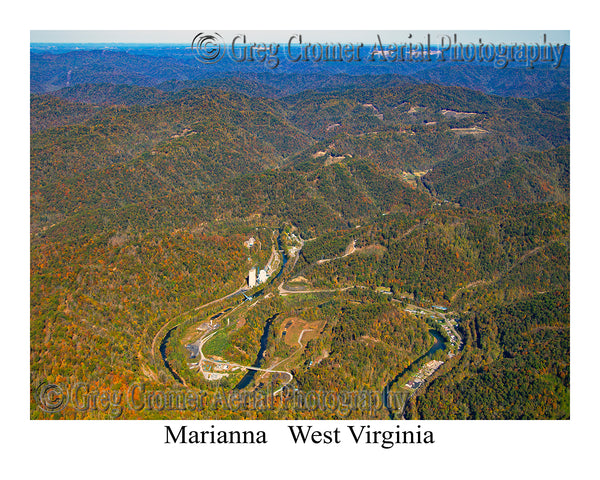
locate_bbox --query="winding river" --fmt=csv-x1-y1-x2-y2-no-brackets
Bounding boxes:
155,230,290,388
384,329,446,418
233,313,280,390
233,232,289,389
163,230,448,404
159,326,184,384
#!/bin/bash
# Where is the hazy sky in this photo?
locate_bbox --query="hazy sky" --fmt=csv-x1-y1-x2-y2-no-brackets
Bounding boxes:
30,30,570,45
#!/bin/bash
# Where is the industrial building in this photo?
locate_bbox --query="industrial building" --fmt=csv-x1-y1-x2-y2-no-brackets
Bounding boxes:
247,266,269,287
248,268,257,288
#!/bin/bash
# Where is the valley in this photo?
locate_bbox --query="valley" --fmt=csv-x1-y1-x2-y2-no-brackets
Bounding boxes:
30,46,569,420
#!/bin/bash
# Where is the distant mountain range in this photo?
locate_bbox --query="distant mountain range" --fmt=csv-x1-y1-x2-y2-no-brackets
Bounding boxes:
31,46,569,101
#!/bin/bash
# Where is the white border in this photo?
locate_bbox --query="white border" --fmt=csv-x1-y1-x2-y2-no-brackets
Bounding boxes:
7,0,597,477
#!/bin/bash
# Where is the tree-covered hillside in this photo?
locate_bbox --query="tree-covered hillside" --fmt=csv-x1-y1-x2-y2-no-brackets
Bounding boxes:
30,65,569,420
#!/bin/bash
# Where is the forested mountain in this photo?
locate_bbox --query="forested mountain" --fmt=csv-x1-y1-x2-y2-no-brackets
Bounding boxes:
30,46,569,420
52,83,170,106
30,94,101,133
407,291,569,419
411,63,570,101
423,146,570,208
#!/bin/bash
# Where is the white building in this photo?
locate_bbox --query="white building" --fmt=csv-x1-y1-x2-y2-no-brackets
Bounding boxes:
258,269,267,284
248,268,257,288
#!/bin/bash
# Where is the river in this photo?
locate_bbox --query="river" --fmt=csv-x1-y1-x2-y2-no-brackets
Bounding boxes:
383,329,446,418
233,231,289,389
233,313,279,389
159,326,184,384
272,231,288,280
159,230,289,388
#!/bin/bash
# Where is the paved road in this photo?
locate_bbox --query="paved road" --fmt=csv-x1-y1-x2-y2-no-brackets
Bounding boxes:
316,240,356,265
151,282,246,364
297,329,313,348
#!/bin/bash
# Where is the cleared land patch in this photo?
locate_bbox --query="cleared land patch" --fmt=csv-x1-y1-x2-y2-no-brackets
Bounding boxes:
280,317,324,347
356,244,387,258
440,109,478,119
450,126,488,135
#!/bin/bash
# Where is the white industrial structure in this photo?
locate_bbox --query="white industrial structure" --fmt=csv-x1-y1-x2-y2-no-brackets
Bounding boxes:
248,268,257,288
248,265,270,288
